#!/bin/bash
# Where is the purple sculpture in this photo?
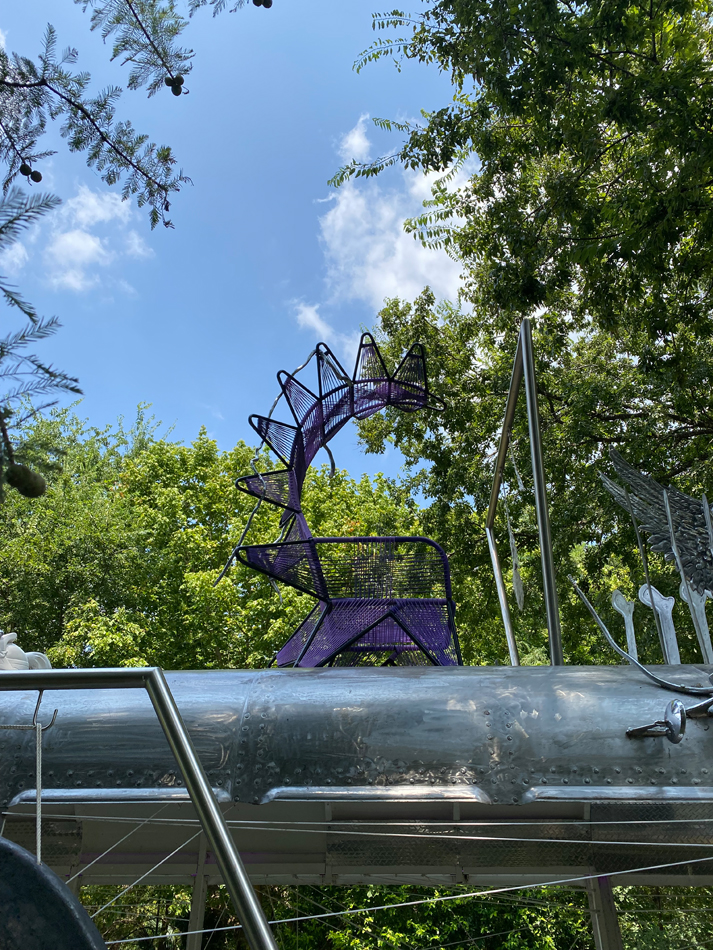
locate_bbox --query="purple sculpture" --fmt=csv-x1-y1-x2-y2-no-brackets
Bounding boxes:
229,333,462,668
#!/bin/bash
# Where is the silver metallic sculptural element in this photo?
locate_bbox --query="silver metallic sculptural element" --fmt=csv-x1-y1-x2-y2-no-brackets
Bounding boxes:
680,581,713,664
601,448,713,664
610,590,637,661
601,448,713,595
638,584,680,665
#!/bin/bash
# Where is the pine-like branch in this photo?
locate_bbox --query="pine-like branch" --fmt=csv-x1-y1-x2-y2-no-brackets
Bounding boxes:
75,0,194,96
0,28,188,227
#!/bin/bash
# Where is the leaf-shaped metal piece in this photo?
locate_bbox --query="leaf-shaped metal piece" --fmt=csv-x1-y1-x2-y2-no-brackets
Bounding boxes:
601,449,713,596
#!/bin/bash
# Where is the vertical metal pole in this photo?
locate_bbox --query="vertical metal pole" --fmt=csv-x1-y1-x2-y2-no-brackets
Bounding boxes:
486,334,524,664
486,527,520,665
35,720,41,864
521,319,563,665
145,669,278,950
586,876,624,950
187,835,208,950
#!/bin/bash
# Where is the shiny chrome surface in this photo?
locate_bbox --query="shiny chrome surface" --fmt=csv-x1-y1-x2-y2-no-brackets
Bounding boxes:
2,666,713,888
0,668,277,950
485,318,562,665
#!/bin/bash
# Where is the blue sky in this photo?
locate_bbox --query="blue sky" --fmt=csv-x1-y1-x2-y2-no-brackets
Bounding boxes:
0,1,461,480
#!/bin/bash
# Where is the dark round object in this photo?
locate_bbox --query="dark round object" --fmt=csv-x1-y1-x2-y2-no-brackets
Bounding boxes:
171,84,182,96
0,837,107,949
174,74,184,86
253,0,263,6
262,0,273,6
164,76,173,87
5,463,47,498
19,163,32,177
30,170,42,183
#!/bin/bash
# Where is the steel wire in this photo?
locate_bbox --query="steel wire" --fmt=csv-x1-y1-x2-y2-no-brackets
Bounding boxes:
102,850,713,945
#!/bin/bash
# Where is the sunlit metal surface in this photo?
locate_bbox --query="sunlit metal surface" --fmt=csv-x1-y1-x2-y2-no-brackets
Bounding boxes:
2,666,713,888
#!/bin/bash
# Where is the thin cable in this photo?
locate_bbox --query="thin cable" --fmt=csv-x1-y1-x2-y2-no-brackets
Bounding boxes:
47,809,713,852
68,804,169,884
41,812,713,831
91,830,203,919
104,850,713,944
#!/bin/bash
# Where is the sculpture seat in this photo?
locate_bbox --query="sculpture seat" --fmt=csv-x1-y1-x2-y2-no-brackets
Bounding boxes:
237,535,460,667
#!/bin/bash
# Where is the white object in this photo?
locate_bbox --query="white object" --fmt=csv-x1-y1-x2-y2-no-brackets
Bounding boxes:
639,584,680,665
679,582,713,665
0,632,51,671
611,590,638,662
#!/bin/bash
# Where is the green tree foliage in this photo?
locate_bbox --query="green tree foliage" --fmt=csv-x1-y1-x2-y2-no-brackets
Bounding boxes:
0,189,82,497
0,404,418,669
324,0,713,666
0,1,265,228
337,0,713,347
356,290,713,667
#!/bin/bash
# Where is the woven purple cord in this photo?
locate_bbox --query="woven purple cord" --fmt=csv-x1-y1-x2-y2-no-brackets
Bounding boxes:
234,334,461,668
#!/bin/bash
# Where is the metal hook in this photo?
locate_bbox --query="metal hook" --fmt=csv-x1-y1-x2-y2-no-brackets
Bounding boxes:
32,690,58,732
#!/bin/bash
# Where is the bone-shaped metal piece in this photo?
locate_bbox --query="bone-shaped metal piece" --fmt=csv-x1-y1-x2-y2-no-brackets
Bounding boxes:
639,584,680,665
679,581,713,665
611,590,637,662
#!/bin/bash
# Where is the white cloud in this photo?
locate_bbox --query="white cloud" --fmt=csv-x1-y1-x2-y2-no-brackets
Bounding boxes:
0,28,7,50
46,229,112,291
22,185,155,293
61,186,131,229
0,241,29,276
338,113,372,164
295,302,335,340
318,117,464,311
125,229,154,259
294,302,360,364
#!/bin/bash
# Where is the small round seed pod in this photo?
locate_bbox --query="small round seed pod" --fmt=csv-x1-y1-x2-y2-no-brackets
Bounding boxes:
19,163,32,177
5,463,47,498
30,170,42,183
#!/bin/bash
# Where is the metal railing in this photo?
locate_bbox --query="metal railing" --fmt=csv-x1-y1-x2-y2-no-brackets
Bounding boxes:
0,666,278,950
485,318,563,666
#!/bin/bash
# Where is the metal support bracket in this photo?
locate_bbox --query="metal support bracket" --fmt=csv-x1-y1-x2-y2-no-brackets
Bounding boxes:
0,668,278,950
486,318,563,666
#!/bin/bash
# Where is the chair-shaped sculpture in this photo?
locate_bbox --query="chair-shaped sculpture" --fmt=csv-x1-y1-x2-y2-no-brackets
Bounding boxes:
231,334,462,668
